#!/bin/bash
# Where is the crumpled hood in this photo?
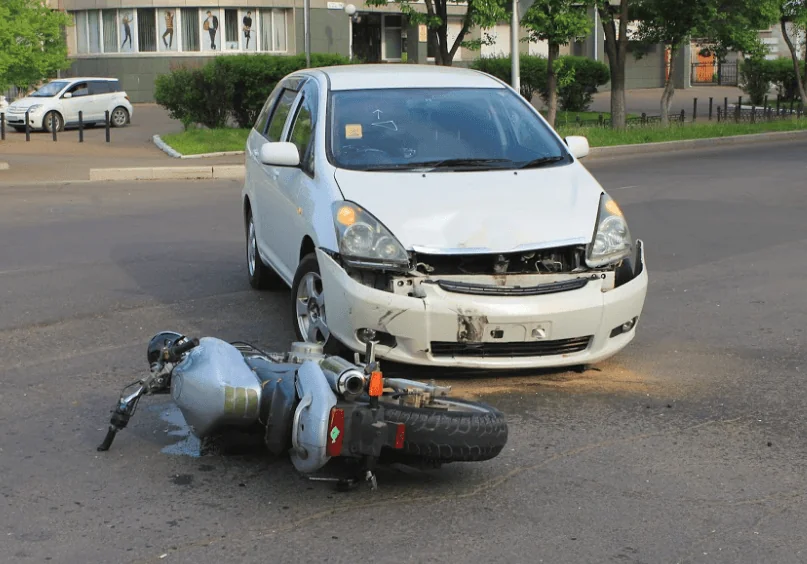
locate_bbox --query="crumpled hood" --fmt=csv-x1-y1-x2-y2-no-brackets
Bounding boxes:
333,163,605,254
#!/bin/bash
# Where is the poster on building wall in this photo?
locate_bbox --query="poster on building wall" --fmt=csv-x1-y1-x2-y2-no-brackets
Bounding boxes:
119,11,137,52
158,9,178,52
201,9,222,51
240,9,257,51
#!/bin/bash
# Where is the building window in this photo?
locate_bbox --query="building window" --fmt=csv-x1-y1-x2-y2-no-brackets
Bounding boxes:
225,9,239,50
382,15,402,61
87,11,101,54
119,11,136,53
261,9,287,52
181,8,200,52
137,9,157,52
103,10,118,53
75,12,89,54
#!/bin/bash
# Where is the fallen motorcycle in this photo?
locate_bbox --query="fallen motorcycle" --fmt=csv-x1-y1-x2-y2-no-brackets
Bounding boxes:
97,331,508,489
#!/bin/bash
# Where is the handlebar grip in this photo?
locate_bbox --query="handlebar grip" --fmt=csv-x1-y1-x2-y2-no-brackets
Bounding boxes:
97,428,117,451
168,337,199,361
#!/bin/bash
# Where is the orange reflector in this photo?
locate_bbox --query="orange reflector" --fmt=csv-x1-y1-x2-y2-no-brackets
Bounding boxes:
368,371,384,397
326,407,344,457
394,423,406,449
336,205,356,226
605,198,623,217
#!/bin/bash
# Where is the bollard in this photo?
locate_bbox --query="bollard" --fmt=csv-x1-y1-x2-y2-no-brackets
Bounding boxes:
717,106,722,122
693,98,698,122
737,96,743,121
724,97,729,119
709,97,713,121
576,115,581,126
751,105,756,123
78,111,84,143
25,110,30,141
105,110,110,143
680,109,685,123
1,112,4,141
598,113,604,126
52,115,57,142
641,112,647,125
763,95,769,111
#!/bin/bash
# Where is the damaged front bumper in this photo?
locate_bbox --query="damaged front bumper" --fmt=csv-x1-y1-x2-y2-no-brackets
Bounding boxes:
317,241,648,369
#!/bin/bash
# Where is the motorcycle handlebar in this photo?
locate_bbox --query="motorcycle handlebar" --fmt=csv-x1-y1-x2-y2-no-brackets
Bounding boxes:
167,337,199,362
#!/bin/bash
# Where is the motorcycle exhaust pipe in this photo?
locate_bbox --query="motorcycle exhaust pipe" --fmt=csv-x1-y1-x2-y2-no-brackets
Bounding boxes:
319,356,367,400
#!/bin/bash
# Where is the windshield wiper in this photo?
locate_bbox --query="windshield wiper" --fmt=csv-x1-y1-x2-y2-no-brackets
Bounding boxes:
519,155,567,169
361,158,513,172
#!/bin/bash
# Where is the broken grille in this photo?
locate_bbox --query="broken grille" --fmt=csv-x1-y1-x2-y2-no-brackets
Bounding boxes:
430,336,593,358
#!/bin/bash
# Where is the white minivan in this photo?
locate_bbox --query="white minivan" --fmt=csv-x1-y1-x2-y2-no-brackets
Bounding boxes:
4,77,134,133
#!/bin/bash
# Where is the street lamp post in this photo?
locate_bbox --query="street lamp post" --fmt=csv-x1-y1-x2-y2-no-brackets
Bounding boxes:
304,0,311,67
511,0,519,93
345,4,357,61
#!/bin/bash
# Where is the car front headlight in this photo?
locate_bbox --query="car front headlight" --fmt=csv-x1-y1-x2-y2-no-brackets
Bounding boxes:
27,105,43,113
332,201,409,269
586,193,633,268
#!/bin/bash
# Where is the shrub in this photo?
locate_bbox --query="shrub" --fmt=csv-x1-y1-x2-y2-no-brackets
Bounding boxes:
765,57,801,102
552,56,610,112
470,54,609,112
155,53,353,130
739,57,774,106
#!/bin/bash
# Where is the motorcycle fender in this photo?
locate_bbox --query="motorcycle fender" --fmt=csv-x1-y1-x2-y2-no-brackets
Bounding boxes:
289,360,337,474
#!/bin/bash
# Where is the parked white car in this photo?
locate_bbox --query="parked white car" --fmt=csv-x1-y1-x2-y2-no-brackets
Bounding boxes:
4,77,133,133
242,64,648,370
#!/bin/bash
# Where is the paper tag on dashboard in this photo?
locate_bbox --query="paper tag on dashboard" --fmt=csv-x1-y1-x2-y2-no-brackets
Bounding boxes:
345,124,363,139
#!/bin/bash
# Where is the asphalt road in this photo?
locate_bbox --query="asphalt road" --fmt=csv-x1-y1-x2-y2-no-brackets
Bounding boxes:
2,140,806,564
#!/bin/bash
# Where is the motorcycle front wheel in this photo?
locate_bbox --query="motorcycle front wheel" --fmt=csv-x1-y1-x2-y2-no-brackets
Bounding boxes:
380,397,508,463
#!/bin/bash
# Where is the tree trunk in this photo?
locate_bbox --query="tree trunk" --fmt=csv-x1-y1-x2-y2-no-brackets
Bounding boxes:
546,42,560,128
781,18,807,106
598,1,629,130
660,45,677,127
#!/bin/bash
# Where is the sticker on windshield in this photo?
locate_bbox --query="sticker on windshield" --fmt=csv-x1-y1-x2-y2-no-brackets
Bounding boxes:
345,124,363,139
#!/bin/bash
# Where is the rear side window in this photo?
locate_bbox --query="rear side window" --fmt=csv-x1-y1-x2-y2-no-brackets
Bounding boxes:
89,81,112,95
265,89,298,142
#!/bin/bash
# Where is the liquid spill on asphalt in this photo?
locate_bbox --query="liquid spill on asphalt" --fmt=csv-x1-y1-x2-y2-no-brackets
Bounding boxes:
155,403,201,457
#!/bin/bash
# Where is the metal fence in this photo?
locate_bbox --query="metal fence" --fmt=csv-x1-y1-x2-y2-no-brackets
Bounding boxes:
691,62,739,86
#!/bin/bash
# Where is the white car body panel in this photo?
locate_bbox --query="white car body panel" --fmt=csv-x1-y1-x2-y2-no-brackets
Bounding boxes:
241,65,648,369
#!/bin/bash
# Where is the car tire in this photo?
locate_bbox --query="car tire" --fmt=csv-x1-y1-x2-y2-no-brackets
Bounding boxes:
246,210,283,291
291,253,348,356
110,106,129,127
43,111,63,133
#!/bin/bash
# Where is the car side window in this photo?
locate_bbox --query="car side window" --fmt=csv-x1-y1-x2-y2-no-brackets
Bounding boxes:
89,81,111,95
265,89,298,142
288,83,318,175
254,85,283,135
67,82,89,98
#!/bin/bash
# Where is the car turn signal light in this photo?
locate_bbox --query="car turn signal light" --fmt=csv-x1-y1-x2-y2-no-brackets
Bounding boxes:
336,205,356,226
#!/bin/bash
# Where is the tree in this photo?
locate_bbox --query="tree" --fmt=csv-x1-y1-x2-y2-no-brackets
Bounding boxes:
0,0,73,92
632,0,709,126
522,0,592,127
779,0,807,105
365,0,507,66
593,0,632,129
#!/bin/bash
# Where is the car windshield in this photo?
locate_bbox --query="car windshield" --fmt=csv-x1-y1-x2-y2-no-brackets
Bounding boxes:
327,87,570,172
30,81,70,97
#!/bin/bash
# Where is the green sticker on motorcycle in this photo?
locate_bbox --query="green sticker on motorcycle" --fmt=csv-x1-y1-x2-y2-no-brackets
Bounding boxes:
330,426,340,443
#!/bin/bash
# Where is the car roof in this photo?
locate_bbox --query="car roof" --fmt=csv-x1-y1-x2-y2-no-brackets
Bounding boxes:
60,77,119,82
310,64,506,91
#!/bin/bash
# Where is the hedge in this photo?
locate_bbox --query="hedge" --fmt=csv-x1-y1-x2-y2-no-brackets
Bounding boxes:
740,57,804,106
470,55,609,112
155,53,353,130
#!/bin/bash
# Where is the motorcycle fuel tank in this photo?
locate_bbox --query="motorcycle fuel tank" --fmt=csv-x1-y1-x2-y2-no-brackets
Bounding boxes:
170,337,262,437
289,360,338,474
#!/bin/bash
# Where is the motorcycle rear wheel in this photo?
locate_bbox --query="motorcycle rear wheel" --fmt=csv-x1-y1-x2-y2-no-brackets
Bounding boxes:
380,397,508,463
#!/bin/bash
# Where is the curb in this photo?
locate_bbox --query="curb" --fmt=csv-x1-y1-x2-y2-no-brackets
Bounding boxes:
153,134,245,159
89,165,243,181
0,162,9,171
585,129,807,160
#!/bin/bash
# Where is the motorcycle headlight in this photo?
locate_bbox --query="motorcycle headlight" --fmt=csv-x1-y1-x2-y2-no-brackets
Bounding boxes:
586,193,633,268
332,202,409,269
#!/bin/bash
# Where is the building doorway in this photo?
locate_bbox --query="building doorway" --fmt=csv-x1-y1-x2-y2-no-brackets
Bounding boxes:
351,13,381,63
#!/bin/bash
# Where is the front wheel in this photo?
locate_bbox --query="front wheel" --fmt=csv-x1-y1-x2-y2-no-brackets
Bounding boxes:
43,111,63,133
291,253,347,355
380,397,508,463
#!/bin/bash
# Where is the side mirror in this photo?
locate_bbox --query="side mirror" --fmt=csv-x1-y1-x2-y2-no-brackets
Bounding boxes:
260,141,300,167
63,92,73,99
565,135,590,160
